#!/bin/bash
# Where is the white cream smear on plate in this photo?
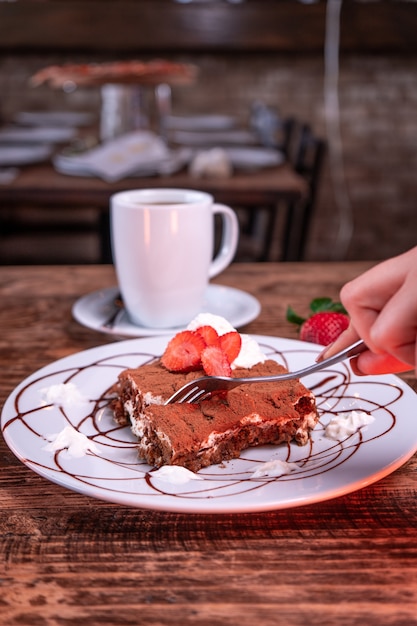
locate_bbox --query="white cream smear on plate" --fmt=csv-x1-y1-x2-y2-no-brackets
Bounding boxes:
40,382,87,406
151,465,204,484
251,459,300,478
43,425,98,458
325,410,375,441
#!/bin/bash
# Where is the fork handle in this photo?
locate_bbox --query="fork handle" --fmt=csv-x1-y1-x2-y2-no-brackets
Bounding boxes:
235,339,367,384
300,339,367,374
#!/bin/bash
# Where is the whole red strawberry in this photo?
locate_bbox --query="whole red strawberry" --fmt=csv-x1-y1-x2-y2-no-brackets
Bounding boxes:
287,297,349,346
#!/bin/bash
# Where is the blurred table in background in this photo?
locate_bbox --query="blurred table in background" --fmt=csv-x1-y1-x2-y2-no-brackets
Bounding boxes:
0,160,307,263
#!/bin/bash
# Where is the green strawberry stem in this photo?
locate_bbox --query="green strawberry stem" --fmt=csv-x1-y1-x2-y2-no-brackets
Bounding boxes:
309,297,347,314
286,306,305,327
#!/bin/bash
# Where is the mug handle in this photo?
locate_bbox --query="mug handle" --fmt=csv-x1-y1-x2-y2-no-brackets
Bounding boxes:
209,204,239,278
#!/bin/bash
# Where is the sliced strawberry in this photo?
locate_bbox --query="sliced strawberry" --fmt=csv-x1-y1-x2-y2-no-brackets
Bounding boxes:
201,346,232,377
219,331,242,364
196,325,220,347
300,312,349,346
161,330,206,372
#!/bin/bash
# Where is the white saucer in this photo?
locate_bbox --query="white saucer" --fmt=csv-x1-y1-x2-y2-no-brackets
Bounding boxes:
72,284,261,337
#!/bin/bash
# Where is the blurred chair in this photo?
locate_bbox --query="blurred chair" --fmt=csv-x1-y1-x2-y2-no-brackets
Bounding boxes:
281,123,326,261
235,104,297,260
235,118,325,262
250,101,296,158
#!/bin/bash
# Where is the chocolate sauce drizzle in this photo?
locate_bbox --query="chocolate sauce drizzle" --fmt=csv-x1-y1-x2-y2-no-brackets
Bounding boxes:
1,340,408,511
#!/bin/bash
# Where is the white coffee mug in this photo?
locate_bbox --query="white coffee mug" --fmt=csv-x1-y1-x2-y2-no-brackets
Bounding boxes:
110,188,239,328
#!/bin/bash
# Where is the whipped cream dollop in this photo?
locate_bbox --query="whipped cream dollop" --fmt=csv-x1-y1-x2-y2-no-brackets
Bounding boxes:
40,382,87,407
43,425,98,458
325,410,375,441
187,313,265,369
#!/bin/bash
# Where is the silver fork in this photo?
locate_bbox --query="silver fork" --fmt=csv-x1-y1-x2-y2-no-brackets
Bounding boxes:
164,339,366,405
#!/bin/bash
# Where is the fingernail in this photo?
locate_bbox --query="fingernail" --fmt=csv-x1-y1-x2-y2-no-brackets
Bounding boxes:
316,341,334,362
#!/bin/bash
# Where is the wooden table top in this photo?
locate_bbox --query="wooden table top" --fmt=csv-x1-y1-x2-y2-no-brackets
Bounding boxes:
1,262,416,626
0,161,307,209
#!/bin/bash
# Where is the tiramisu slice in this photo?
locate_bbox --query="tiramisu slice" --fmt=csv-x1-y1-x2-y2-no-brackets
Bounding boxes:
113,315,318,472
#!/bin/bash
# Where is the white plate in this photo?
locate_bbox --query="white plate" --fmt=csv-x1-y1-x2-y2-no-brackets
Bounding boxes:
169,129,258,146
224,147,284,169
0,144,53,166
0,125,77,144
72,284,261,337
2,336,417,514
164,114,237,131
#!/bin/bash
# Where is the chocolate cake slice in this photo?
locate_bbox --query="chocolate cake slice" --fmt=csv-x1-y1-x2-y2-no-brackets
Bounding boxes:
113,359,318,472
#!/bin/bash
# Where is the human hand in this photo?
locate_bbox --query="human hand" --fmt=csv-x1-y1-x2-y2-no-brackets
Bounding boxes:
317,246,417,376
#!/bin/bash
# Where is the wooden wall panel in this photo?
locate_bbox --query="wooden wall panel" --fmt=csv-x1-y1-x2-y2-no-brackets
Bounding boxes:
0,1,416,54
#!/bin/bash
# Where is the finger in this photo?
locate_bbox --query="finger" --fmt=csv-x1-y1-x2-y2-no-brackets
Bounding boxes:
369,278,417,367
339,258,409,354
316,324,360,362
331,247,417,374
340,283,388,355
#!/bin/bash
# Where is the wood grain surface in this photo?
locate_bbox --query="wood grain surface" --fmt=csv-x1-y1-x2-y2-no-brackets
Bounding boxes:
1,262,416,626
